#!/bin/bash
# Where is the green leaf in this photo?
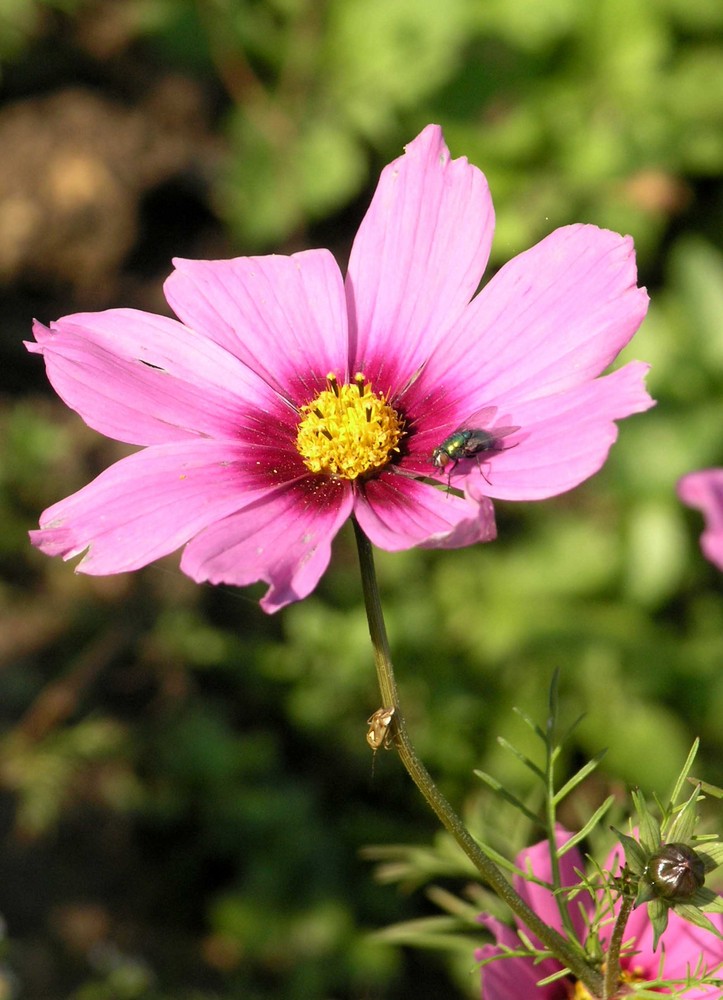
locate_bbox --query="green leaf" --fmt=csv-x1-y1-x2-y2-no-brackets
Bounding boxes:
373,914,481,951
612,828,648,874
689,777,723,799
555,712,587,751
512,706,546,742
426,885,484,922
648,898,670,951
470,837,523,875
692,888,723,911
477,944,553,969
546,666,561,742
632,789,662,851
473,769,541,825
558,797,615,855
536,965,575,987
675,904,723,940
635,880,657,907
496,737,545,781
553,750,608,805
666,783,701,843
668,739,700,808
695,842,723,871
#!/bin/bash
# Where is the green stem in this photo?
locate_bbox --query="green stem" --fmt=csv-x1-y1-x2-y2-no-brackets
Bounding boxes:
545,735,580,943
352,519,604,998
603,893,634,999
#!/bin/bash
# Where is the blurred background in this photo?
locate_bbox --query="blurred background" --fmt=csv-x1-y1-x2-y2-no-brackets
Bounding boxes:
1,0,722,997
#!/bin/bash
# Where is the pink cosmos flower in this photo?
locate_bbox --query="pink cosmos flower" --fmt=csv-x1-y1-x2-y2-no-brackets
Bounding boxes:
477,831,723,998
678,469,723,571
28,125,652,612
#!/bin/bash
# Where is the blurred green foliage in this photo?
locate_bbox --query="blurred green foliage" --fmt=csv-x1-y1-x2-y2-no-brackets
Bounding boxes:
0,0,722,997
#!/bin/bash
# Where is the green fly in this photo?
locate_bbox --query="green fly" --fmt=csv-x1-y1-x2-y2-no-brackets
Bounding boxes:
431,407,519,485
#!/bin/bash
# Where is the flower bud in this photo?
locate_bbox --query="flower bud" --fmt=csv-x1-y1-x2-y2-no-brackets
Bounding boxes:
645,843,705,902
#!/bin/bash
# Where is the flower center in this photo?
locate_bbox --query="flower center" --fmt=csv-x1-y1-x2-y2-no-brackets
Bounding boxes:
296,373,404,480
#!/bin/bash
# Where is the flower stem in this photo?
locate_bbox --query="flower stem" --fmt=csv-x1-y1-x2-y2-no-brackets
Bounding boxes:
603,893,634,999
545,693,581,943
352,519,604,997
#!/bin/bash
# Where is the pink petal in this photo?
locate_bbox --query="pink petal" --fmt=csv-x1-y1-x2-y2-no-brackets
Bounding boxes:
346,124,495,394
30,440,267,573
476,916,563,998
424,224,649,412
652,911,723,995
164,249,349,406
609,905,723,997
354,472,496,551
678,469,723,570
180,479,354,613
462,361,653,501
27,311,277,446
513,829,589,941
479,952,563,999
479,956,563,999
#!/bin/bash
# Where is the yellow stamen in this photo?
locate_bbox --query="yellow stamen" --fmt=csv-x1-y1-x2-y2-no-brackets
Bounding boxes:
570,966,646,998
296,373,404,480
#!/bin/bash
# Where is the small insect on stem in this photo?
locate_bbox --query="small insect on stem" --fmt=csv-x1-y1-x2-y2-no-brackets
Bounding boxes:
431,406,519,488
366,707,396,751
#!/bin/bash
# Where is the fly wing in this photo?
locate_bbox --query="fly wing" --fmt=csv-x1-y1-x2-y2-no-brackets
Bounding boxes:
458,406,520,443
462,429,517,456
460,429,496,454
487,424,521,442
459,405,498,430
